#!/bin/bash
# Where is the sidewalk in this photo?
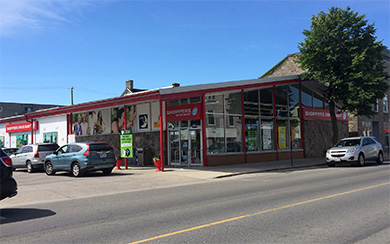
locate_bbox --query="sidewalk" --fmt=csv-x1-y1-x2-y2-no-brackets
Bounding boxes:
118,155,390,180
116,157,329,180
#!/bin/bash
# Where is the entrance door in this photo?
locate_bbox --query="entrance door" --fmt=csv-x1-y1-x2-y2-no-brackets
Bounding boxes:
168,123,202,167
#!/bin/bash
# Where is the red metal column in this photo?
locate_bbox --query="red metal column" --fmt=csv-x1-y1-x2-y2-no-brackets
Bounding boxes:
201,93,208,167
159,99,164,171
299,81,305,152
241,89,247,163
30,120,34,144
123,105,128,169
273,85,278,160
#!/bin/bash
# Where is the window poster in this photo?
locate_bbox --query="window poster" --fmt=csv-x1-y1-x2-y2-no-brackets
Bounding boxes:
262,124,272,150
16,134,28,147
278,126,287,149
247,130,257,151
43,132,58,143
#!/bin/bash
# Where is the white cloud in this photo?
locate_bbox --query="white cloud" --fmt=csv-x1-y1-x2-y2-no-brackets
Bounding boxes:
0,0,97,37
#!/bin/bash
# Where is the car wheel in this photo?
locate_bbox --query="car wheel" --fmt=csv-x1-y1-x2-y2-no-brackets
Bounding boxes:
356,154,365,167
72,163,83,177
26,161,34,173
45,161,55,175
102,168,113,175
377,151,384,165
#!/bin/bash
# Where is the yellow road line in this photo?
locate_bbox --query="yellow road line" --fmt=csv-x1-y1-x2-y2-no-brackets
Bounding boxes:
129,182,390,244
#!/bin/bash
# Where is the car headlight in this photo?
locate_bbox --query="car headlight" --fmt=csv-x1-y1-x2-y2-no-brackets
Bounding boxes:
347,148,356,154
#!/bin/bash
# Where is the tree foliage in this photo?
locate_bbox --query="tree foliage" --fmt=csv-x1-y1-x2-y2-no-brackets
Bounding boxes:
296,6,389,143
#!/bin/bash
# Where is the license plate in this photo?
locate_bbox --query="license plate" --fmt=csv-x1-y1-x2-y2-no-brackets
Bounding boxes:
100,153,107,158
335,158,341,162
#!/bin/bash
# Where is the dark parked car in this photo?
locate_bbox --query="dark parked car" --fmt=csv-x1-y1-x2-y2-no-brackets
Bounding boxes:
44,142,116,177
11,143,59,173
1,148,18,201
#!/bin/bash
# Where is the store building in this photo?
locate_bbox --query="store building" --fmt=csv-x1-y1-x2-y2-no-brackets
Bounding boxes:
261,50,390,154
0,75,349,167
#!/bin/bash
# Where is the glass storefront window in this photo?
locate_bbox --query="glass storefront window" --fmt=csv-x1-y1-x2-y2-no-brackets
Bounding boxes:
313,93,324,109
288,85,300,117
244,90,259,116
207,114,225,154
206,94,224,114
260,87,273,117
225,92,242,115
43,132,58,143
301,86,313,108
226,115,242,152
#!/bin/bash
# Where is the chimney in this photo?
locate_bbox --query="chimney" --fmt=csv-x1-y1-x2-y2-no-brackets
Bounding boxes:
126,80,134,90
172,83,180,88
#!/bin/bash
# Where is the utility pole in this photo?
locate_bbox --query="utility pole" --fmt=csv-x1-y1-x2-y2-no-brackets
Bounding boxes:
69,87,74,105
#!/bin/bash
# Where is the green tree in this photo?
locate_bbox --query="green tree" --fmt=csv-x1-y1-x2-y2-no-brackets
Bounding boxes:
296,6,389,144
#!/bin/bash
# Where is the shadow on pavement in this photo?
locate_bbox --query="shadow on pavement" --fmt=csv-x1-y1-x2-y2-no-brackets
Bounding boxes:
0,208,56,224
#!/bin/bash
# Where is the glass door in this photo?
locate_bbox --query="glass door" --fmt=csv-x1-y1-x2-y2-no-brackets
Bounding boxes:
169,130,180,165
189,129,202,166
168,121,202,167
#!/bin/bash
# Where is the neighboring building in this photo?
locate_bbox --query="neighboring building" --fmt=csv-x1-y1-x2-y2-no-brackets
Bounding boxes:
261,50,390,154
0,76,348,167
0,102,62,119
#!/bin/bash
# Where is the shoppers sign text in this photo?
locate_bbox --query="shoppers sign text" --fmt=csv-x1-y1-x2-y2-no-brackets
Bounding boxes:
166,103,202,122
302,108,348,121
6,121,39,133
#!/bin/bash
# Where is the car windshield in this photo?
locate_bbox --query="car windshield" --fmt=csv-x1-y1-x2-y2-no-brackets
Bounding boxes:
334,139,360,147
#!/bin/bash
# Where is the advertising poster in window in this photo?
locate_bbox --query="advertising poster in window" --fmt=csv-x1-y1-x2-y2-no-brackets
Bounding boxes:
262,124,272,150
16,134,28,147
247,130,257,151
43,132,58,143
72,113,89,136
278,126,287,149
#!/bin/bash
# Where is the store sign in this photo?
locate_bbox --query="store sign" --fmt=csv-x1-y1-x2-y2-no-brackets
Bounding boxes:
302,108,348,121
166,103,202,122
6,121,39,133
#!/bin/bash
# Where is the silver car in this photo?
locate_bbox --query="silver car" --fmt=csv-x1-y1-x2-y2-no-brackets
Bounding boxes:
326,136,384,167
11,143,59,173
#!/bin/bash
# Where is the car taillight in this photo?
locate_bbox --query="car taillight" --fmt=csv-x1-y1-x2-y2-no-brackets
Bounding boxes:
83,144,90,156
2,157,13,166
34,152,40,158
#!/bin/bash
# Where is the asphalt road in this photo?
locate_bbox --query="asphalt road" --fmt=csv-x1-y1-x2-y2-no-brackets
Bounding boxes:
1,163,389,244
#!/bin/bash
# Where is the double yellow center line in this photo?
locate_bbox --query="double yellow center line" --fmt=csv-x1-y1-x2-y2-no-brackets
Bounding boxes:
130,182,390,244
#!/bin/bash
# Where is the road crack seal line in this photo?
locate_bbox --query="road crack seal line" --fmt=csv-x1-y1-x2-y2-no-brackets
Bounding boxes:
128,182,390,244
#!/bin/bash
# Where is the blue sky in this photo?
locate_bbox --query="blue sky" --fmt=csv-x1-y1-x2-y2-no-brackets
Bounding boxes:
0,0,389,106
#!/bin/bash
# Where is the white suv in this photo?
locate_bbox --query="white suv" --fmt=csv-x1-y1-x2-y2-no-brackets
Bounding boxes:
11,143,59,172
326,136,384,167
